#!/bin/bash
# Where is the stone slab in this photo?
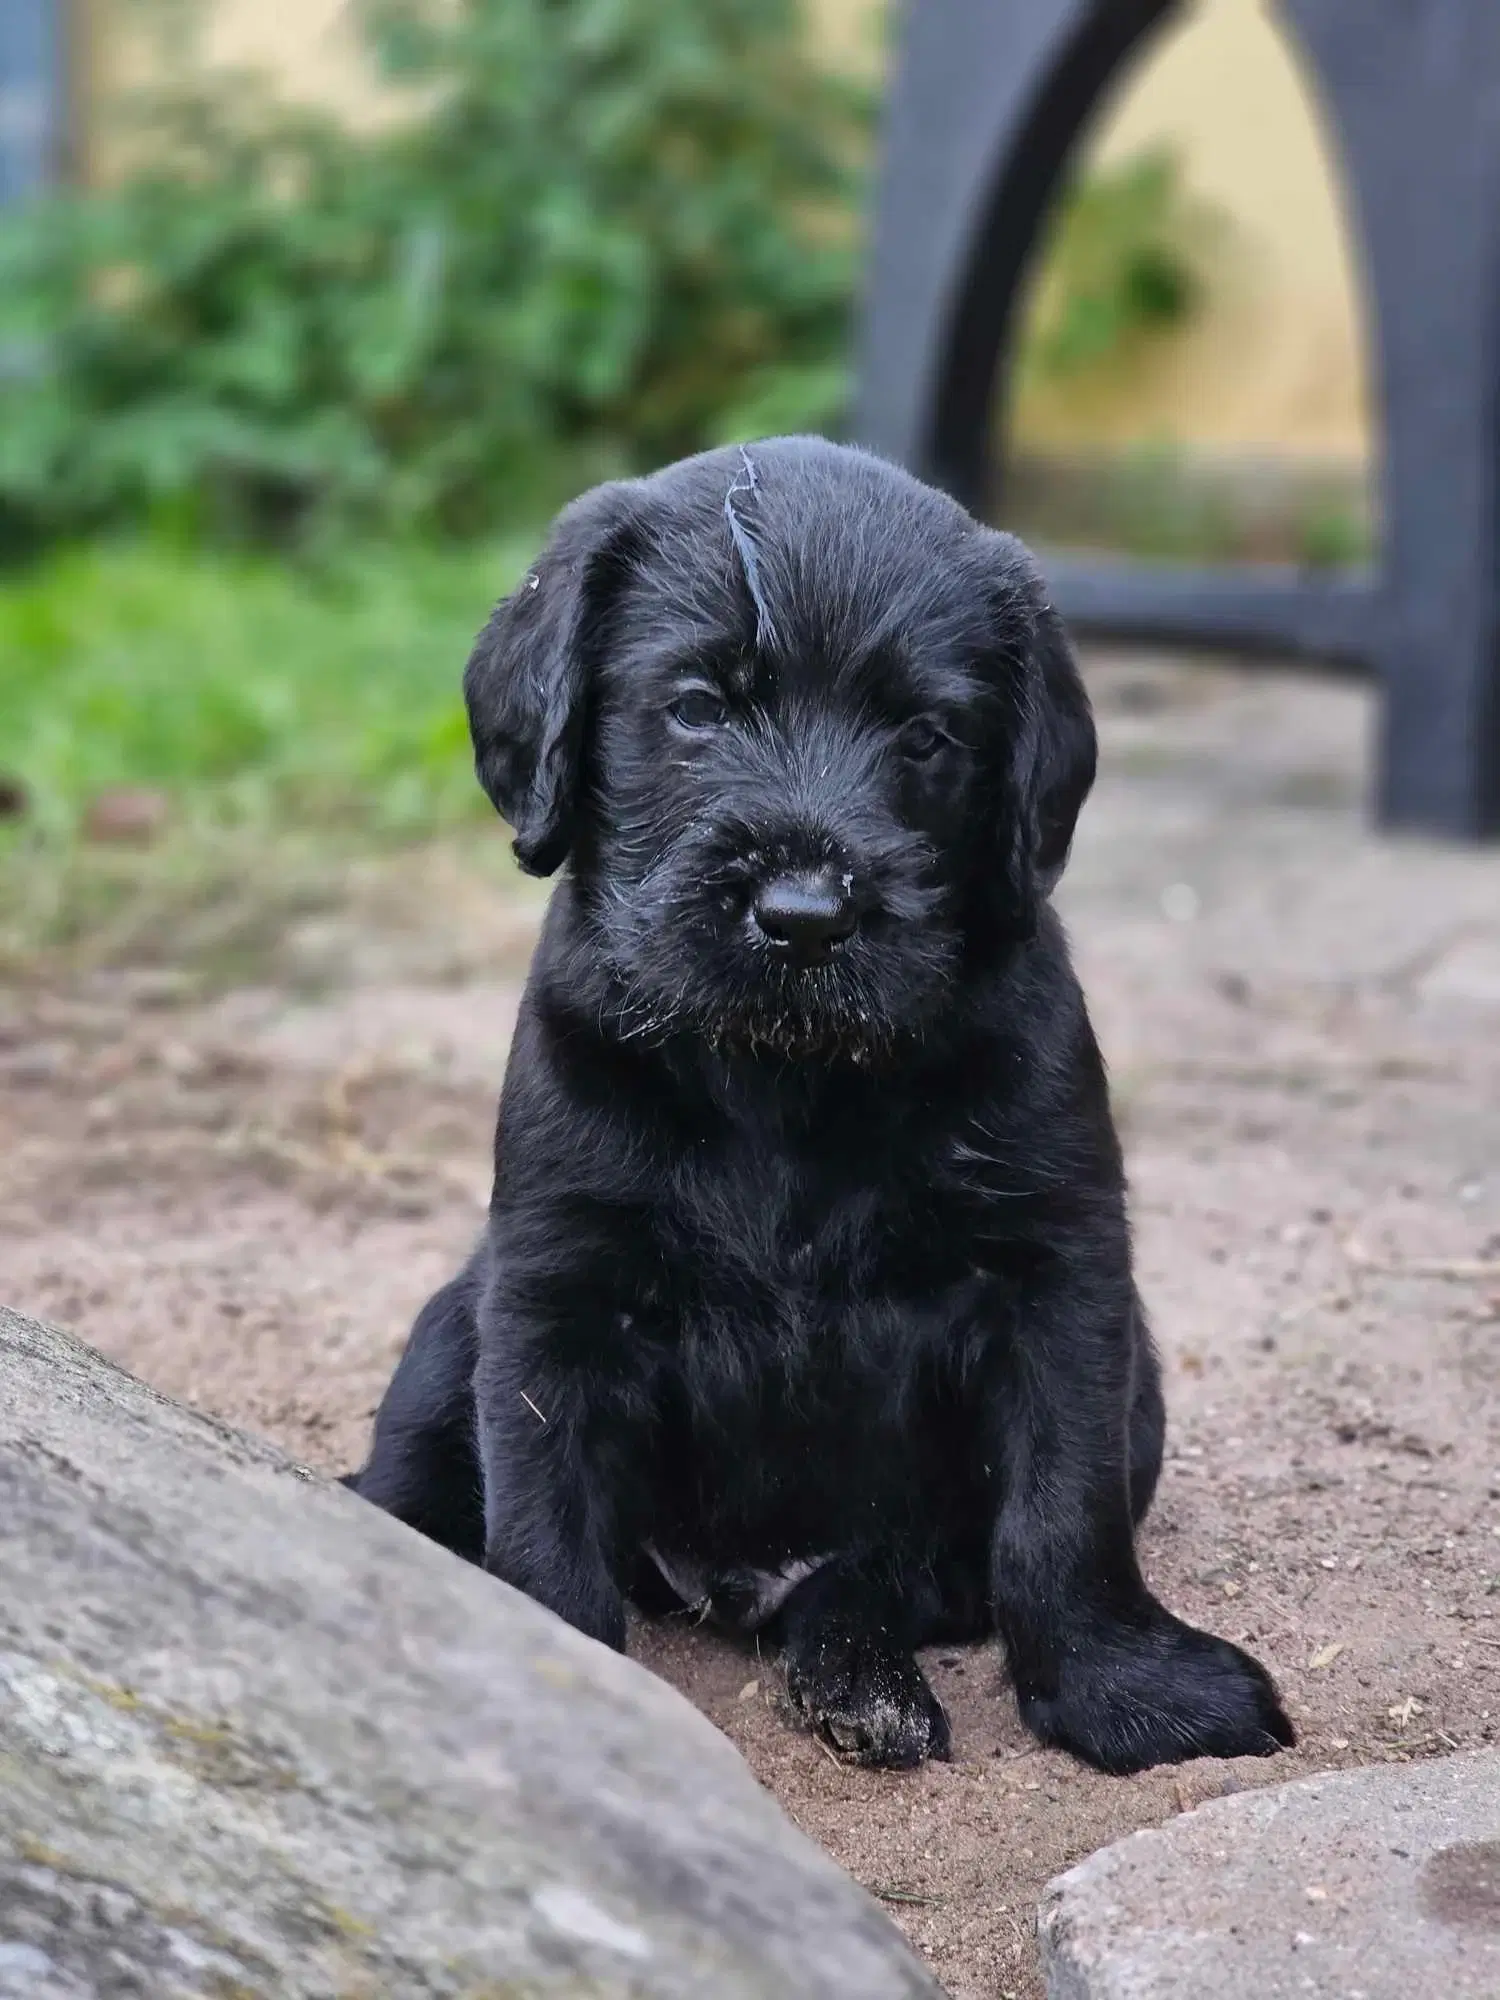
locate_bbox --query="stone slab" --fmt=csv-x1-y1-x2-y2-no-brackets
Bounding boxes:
0,1304,942,1999
1041,1751,1500,1999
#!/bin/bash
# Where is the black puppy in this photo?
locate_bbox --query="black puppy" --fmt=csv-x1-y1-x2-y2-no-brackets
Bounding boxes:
346,437,1293,1774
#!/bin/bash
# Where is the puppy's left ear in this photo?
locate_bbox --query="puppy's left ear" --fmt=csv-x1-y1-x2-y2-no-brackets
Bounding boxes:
984,536,1097,928
1020,597,1096,894
464,479,643,876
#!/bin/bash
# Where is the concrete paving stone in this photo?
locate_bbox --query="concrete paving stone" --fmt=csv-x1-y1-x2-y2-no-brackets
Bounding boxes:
1040,1751,1500,1999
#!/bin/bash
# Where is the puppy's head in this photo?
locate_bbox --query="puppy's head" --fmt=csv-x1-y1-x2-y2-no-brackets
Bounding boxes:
465,438,1094,1058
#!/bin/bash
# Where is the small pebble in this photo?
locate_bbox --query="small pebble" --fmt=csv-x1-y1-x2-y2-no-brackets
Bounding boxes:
82,787,170,845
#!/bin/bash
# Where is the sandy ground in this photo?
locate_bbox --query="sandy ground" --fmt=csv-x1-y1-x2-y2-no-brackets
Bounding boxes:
3,652,1499,1999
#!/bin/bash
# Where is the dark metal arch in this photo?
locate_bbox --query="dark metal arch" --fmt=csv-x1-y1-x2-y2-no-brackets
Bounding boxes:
856,0,1500,839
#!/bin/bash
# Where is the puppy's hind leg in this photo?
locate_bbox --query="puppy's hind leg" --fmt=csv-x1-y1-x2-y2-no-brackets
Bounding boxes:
344,1252,485,1564
777,1554,953,1770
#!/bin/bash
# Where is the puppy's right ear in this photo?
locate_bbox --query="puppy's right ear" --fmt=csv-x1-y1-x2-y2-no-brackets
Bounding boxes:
975,529,1097,937
463,481,642,876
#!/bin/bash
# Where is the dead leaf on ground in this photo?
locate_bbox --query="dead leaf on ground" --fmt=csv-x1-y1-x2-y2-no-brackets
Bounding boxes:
82,787,171,845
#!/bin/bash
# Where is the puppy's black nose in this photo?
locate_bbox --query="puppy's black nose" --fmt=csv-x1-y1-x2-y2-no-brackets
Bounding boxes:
752,869,859,961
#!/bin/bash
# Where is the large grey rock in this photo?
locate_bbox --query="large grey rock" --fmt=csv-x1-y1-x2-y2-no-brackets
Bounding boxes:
1041,1750,1500,1999
0,1305,942,1998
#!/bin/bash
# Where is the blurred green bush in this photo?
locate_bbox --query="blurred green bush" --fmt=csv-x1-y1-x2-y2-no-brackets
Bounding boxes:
1018,146,1216,392
0,0,1220,561
0,0,868,553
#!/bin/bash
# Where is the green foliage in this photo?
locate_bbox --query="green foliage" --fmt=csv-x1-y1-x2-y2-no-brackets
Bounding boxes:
1021,147,1216,388
1294,499,1371,572
0,537,527,837
0,0,868,552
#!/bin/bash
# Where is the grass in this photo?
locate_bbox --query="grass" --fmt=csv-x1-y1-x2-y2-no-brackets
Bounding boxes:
1003,446,1376,570
0,534,538,976
0,536,538,836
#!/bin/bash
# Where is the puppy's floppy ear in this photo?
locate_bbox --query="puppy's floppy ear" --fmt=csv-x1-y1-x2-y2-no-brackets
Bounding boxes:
463,479,642,876
1020,598,1096,893
982,534,1097,928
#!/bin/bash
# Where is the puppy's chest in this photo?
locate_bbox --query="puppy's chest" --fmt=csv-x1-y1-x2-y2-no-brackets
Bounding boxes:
664,1159,882,1312
654,1147,975,1364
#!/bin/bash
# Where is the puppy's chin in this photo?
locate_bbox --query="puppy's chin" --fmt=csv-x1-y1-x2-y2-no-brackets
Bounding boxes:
704,994,889,1066
683,995,903,1068
598,920,957,1067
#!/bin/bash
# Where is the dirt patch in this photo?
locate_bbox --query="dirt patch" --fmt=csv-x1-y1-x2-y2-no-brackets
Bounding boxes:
3,653,1498,1999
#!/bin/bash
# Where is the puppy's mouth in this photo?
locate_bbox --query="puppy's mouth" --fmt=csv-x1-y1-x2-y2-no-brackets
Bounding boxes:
704,914,947,1066
595,835,958,1061
706,985,886,1063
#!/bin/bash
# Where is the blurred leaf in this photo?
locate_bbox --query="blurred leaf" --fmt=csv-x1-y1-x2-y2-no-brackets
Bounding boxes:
1021,147,1221,388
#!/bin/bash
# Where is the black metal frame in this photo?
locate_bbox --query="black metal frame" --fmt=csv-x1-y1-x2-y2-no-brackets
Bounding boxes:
856,0,1500,838
0,0,65,208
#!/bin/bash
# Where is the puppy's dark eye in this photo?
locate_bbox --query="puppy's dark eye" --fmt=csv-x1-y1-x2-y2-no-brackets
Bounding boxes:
669,689,729,731
899,717,948,762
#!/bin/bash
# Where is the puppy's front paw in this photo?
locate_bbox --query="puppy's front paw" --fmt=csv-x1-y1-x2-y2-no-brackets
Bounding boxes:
1017,1614,1294,1774
784,1628,952,1769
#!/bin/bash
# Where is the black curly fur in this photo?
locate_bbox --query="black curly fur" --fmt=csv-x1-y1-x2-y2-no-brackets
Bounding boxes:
346,438,1294,1775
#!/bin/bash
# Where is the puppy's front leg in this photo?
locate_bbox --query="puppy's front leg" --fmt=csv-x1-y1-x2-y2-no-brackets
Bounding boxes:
989,1265,1293,1773
473,1328,627,1653
780,1556,952,1770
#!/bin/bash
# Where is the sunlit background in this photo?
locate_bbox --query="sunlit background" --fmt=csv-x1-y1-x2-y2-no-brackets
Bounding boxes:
0,0,1380,972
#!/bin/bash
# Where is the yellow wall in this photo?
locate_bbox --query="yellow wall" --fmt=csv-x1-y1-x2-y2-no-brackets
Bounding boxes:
83,0,1373,469
1023,0,1373,467
80,0,386,160
179,0,390,125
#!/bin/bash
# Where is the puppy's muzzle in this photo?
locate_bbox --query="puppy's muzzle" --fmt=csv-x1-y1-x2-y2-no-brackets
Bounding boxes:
751,866,860,966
